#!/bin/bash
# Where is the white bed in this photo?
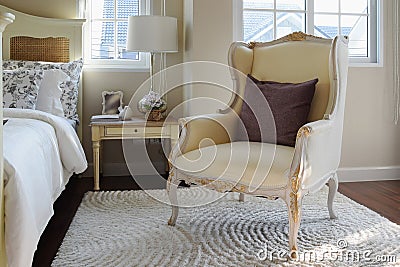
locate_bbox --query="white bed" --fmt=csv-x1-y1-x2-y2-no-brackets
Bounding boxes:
0,5,87,267
3,109,87,267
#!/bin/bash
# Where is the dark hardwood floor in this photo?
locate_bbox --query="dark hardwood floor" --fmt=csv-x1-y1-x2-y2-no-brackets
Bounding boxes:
338,180,400,225
32,177,400,267
32,176,141,267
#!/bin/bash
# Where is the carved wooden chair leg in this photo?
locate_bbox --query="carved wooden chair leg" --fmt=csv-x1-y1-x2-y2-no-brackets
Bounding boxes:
239,193,245,202
327,173,339,219
286,193,303,260
167,169,179,226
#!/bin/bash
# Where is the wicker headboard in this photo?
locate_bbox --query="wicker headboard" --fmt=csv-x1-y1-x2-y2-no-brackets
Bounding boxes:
10,36,70,62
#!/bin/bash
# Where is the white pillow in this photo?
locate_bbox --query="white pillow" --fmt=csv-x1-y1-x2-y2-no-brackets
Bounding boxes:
35,69,69,117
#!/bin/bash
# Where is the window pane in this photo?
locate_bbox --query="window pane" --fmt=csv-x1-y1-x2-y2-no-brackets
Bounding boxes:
117,0,139,19
92,0,114,19
314,14,339,38
276,0,305,10
117,21,139,59
342,15,368,57
243,0,274,9
91,21,115,59
241,0,378,62
314,0,339,13
341,0,368,14
276,12,305,39
243,10,274,42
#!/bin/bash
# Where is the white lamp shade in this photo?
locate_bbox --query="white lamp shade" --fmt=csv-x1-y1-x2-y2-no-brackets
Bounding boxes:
126,15,178,53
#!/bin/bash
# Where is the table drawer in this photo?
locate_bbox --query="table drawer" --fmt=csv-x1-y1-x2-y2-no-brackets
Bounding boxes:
105,126,165,137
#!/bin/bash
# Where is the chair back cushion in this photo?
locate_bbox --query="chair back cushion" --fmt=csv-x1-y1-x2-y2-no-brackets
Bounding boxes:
229,36,332,122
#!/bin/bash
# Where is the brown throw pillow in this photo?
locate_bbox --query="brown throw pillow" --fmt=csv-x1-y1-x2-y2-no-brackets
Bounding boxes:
239,75,318,147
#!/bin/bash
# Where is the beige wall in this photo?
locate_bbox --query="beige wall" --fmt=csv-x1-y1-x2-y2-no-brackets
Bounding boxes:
0,0,77,18
342,67,400,168
183,0,234,115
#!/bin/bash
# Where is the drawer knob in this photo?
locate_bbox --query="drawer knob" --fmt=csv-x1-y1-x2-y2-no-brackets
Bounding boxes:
134,129,138,133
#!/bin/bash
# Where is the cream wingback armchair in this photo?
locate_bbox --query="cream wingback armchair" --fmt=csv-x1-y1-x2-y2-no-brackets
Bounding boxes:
167,32,349,259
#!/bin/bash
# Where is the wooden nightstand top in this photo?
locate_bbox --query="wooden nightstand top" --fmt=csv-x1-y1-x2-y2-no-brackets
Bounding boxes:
89,115,179,127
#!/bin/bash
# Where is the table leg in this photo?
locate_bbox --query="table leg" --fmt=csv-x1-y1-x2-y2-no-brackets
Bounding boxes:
93,140,101,190
163,138,171,172
99,143,103,175
169,125,180,172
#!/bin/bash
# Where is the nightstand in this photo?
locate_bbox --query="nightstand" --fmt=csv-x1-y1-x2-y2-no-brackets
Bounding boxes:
89,116,179,190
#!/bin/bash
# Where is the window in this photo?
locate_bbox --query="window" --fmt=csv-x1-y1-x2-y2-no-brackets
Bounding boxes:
242,0,380,63
84,0,149,68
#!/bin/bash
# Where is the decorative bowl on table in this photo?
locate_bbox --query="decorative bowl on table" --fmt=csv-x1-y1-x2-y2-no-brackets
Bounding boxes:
137,90,167,121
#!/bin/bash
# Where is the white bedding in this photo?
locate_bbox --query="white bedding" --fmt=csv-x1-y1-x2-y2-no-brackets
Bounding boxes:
3,108,87,267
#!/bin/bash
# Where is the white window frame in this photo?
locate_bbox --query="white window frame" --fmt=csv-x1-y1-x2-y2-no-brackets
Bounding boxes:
83,0,151,70
237,0,382,65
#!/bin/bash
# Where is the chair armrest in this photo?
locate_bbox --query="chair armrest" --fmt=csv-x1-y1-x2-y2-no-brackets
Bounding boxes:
290,119,342,190
171,112,239,161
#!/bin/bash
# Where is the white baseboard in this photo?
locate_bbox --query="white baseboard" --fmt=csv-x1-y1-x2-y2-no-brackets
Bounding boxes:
338,166,400,182
81,161,166,178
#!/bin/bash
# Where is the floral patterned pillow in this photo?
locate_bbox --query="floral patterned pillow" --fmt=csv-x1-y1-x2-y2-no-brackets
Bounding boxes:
3,58,83,124
3,69,44,109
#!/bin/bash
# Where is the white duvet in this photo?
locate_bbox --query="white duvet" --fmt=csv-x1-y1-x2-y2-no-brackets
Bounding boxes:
3,108,87,267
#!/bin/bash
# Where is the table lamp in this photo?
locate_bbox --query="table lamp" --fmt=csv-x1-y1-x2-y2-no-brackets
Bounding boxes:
126,15,178,120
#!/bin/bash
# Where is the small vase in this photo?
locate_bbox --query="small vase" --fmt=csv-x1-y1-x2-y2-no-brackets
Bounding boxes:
137,91,167,120
147,110,163,121
138,91,167,114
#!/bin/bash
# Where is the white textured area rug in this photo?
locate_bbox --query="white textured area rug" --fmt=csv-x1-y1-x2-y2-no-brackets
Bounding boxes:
52,187,399,267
